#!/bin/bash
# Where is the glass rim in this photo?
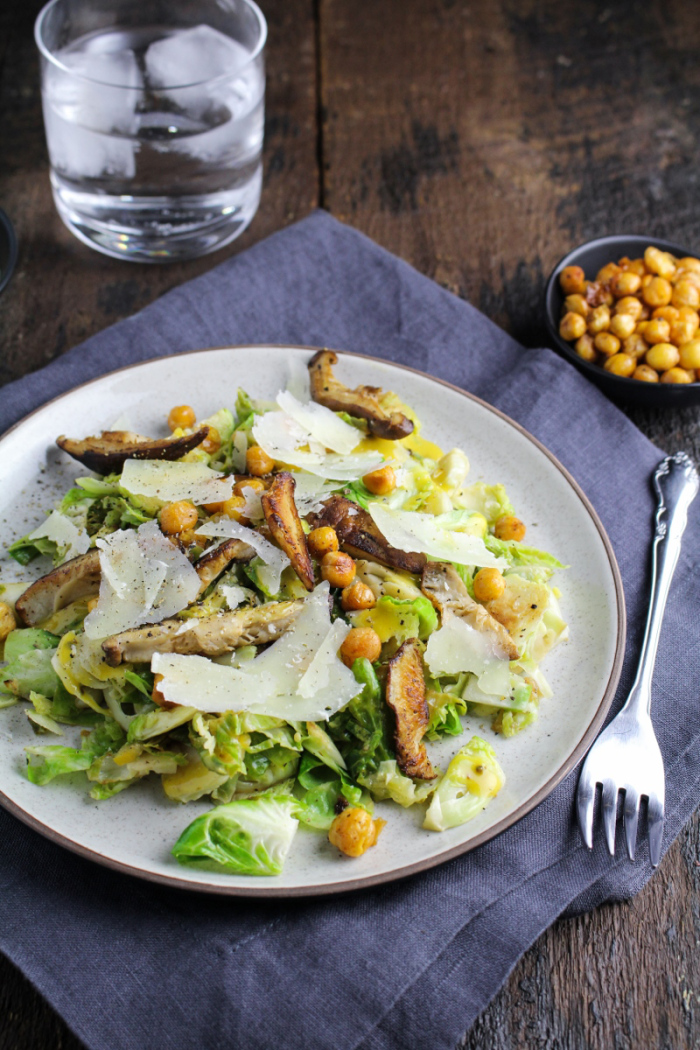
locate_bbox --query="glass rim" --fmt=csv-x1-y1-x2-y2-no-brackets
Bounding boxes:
34,0,267,90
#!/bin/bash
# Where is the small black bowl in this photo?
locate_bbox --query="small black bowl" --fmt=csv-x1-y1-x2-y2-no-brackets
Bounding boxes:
0,209,18,297
544,234,700,408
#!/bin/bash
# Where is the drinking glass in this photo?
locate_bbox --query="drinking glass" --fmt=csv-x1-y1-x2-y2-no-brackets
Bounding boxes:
35,0,267,262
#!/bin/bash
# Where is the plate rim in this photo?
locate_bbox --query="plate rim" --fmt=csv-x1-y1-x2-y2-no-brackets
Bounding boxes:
0,344,626,897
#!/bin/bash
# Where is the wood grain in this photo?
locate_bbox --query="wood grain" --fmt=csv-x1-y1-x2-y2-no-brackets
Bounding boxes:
3,0,700,1048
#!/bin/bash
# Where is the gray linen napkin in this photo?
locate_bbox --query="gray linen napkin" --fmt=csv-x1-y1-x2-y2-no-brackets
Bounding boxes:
1,211,698,1050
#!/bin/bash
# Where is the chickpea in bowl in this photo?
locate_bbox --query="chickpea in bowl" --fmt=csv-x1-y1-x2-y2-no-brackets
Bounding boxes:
558,246,700,384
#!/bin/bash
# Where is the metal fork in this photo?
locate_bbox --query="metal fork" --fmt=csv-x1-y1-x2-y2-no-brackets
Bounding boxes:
577,451,699,867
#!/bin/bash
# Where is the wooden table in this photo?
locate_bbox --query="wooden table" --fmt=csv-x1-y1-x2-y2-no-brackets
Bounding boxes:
2,1,700,1046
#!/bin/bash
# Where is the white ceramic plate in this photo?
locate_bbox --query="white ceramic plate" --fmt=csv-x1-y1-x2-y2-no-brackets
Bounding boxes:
0,347,625,897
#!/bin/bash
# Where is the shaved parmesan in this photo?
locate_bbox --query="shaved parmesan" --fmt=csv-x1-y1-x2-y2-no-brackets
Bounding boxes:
84,521,200,640
230,431,248,472
252,407,384,480
425,612,511,695
368,504,506,569
153,583,362,721
292,474,340,516
237,484,264,523
220,585,248,610
276,391,360,454
27,510,90,564
119,460,233,506
197,518,290,595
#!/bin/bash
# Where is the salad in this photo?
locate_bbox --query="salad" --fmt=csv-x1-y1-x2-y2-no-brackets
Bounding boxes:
0,351,568,877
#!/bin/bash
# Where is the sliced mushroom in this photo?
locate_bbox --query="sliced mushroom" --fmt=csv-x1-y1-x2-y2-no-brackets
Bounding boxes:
307,495,425,575
385,638,436,780
15,549,101,627
421,562,520,660
195,538,256,597
308,350,414,440
261,472,314,591
56,427,211,475
101,599,304,666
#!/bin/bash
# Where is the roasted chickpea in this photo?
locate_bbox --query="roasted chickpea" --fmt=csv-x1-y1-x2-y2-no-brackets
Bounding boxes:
321,551,356,588
245,446,275,476
201,427,221,455
222,495,249,523
615,296,643,319
160,500,198,535
341,581,377,612
679,339,700,370
362,466,396,495
641,273,653,289
0,601,16,643
660,367,694,384
675,269,700,290
671,279,700,310
308,526,339,559
626,258,647,277
152,673,168,708
559,311,587,341
678,305,700,329
651,305,679,324
623,333,648,359
642,318,671,345
633,364,660,383
340,627,382,668
328,806,386,857
473,568,506,602
670,320,698,347
167,405,196,431
203,500,225,514
574,334,597,362
644,246,677,279
646,343,680,372
678,257,700,274
604,353,636,377
494,515,526,542
609,313,636,340
564,294,589,318
587,305,611,335
594,332,620,357
638,303,651,320
642,276,673,308
596,262,621,285
559,265,587,295
610,270,641,297
232,477,266,497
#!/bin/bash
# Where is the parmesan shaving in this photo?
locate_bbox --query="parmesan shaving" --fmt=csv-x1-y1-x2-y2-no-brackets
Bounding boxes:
197,518,290,595
368,504,506,569
252,408,384,480
27,510,90,564
152,583,361,721
119,460,233,506
424,612,511,695
276,391,361,454
84,521,200,640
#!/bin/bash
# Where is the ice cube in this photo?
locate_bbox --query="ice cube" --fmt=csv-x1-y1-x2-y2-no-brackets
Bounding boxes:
42,41,142,178
145,25,251,89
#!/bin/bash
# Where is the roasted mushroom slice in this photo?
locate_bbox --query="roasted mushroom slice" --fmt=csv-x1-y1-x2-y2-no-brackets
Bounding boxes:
261,472,314,591
308,350,414,440
308,496,426,575
101,599,305,667
385,638,436,780
195,538,256,597
56,427,211,475
421,562,520,661
15,549,101,627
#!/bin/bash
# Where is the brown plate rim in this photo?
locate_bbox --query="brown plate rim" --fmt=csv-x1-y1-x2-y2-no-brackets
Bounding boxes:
0,344,626,897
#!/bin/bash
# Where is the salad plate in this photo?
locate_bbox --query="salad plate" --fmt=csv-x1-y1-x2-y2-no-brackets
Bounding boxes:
0,346,625,896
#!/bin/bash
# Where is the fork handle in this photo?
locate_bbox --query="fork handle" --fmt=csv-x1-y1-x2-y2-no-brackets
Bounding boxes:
625,452,699,716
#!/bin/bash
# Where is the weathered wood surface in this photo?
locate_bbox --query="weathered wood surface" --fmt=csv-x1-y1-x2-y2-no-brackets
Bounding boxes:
2,0,700,1047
